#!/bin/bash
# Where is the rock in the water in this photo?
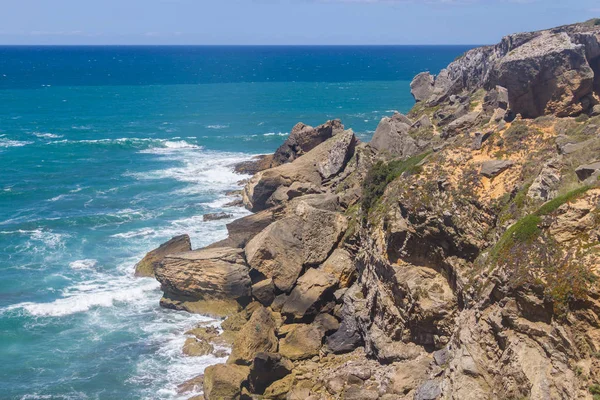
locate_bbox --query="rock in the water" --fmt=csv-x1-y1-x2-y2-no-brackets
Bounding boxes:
370,114,419,157
203,363,249,400
228,306,278,365
182,337,214,357
575,161,600,181
278,324,323,361
203,212,232,222
176,374,204,395
234,154,275,175
272,120,344,166
281,269,338,321
134,234,191,278
155,247,251,317
480,160,514,178
248,352,294,394
410,72,435,102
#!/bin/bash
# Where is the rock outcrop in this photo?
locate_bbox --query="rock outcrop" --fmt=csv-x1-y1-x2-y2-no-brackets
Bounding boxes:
134,234,191,277
146,19,600,400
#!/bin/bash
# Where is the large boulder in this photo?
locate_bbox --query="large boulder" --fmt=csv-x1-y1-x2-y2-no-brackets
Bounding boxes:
272,120,344,166
370,113,420,158
321,248,356,288
278,323,323,361
411,72,435,102
155,247,251,316
245,202,347,293
480,160,514,178
281,269,338,321
242,130,357,212
208,209,276,249
203,363,249,400
134,234,191,277
228,306,278,365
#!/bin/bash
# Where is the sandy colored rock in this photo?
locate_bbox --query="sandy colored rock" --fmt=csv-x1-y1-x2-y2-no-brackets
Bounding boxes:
203,363,249,400
228,306,278,365
134,234,191,277
321,248,356,288
281,269,338,321
182,337,214,357
278,324,323,361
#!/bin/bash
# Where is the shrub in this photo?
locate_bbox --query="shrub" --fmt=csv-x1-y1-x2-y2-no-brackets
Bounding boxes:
362,152,430,214
576,114,590,123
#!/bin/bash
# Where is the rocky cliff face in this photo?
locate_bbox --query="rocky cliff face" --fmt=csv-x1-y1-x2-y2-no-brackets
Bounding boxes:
143,20,600,400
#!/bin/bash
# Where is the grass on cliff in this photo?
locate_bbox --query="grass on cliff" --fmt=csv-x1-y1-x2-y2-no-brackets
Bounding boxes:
490,185,593,262
362,152,430,214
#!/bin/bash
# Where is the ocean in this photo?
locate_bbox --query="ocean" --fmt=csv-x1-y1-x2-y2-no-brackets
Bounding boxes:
0,45,470,399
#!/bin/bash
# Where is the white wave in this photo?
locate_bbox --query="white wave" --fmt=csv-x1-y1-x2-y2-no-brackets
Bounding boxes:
48,194,69,202
32,132,63,139
206,124,229,129
69,259,97,270
164,141,200,150
1,228,69,250
0,138,33,148
111,227,155,239
263,132,288,137
71,125,92,130
9,278,160,317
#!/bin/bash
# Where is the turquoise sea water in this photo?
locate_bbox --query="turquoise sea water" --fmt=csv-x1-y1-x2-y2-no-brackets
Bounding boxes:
0,46,470,399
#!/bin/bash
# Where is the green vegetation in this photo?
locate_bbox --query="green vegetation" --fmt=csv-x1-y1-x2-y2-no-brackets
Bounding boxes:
589,384,600,397
576,114,590,123
535,185,592,216
362,152,430,214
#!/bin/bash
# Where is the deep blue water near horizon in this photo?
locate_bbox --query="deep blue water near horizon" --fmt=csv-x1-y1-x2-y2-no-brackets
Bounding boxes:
0,45,470,399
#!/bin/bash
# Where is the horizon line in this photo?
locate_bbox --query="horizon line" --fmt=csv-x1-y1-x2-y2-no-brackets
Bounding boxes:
0,43,485,47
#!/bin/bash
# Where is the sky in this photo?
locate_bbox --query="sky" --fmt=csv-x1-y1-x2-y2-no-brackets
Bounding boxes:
0,0,598,45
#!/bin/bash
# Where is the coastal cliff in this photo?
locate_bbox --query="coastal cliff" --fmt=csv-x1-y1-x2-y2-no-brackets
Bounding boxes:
140,20,600,399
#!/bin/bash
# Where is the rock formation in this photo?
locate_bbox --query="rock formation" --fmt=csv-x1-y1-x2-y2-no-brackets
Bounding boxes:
137,19,600,400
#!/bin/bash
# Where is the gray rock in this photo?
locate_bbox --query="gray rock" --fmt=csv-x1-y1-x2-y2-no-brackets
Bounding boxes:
415,380,442,400
575,161,600,181
558,138,597,155
592,104,600,117
317,129,357,179
528,159,561,200
252,279,275,306
480,160,514,178
370,116,419,157
444,111,480,138
483,85,510,113
272,120,344,166
433,348,450,366
410,72,435,102
471,131,491,150
203,212,232,222
412,115,433,130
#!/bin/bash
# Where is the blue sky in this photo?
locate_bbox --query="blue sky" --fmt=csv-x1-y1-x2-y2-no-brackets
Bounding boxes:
0,0,598,45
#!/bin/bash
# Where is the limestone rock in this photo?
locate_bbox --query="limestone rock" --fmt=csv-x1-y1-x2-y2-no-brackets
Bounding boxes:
211,209,276,249
444,111,480,137
203,363,249,400
248,352,294,394
317,128,356,179
263,375,295,400
480,160,514,178
278,324,323,361
234,154,275,175
281,269,338,321
228,306,278,365
272,120,344,166
528,159,561,200
182,338,214,357
412,114,433,130
592,104,600,116
155,247,251,317
414,380,442,400
134,234,191,277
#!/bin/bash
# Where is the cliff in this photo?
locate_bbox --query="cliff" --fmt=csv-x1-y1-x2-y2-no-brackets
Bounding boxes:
140,19,600,399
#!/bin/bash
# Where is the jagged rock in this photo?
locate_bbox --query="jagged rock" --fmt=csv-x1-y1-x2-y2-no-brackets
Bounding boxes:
410,72,435,102
203,364,249,400
388,358,431,396
182,338,214,357
320,249,356,289
575,161,600,181
228,306,278,365
592,104,600,116
203,212,232,222
134,234,191,277
155,247,251,316
528,159,562,200
251,279,275,306
272,120,344,166
248,352,294,394
263,375,295,400
343,386,379,400
281,269,338,321
279,324,323,360
243,130,356,211
483,85,510,113
234,154,275,175
367,325,423,363
313,313,340,336
326,286,363,354
370,115,419,157
185,326,220,342
480,160,514,178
